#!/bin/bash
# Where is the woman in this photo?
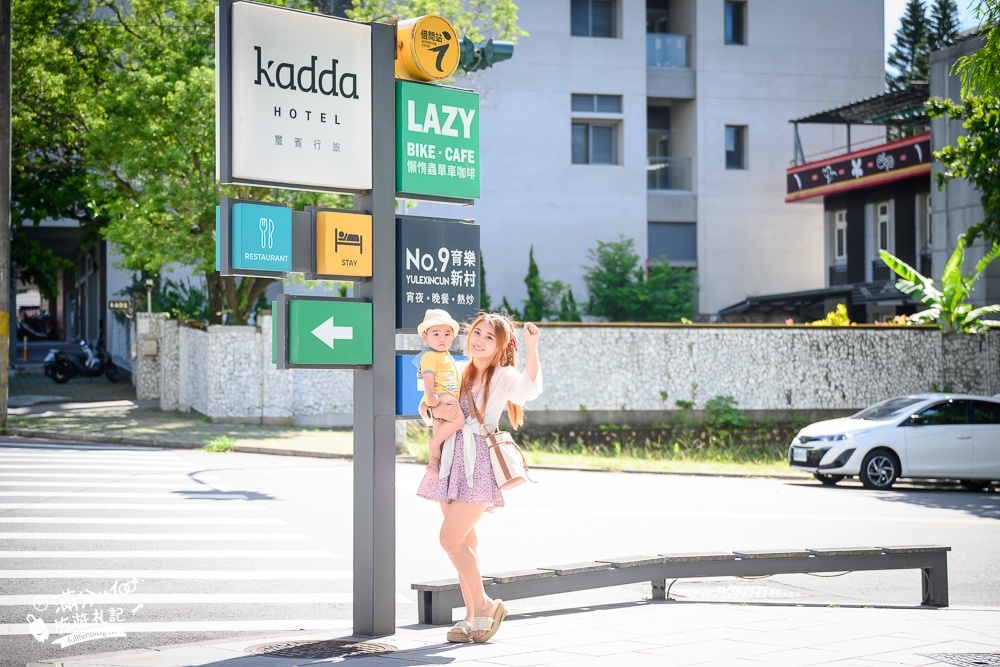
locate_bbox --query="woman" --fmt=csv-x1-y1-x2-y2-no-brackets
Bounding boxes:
416,313,542,643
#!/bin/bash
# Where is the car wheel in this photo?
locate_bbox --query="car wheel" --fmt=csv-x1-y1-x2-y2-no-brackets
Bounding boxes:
105,364,122,383
859,449,900,490
813,472,844,486
51,367,71,384
959,479,989,492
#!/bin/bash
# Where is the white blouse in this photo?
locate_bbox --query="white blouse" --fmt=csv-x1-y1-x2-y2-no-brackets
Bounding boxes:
437,364,543,489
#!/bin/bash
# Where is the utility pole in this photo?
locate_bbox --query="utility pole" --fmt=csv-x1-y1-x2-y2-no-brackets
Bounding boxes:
0,0,12,428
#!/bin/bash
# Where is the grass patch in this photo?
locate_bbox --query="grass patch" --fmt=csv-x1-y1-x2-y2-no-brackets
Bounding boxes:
203,435,237,452
402,422,802,477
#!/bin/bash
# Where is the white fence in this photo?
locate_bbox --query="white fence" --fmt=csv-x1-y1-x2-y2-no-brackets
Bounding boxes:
133,314,1000,427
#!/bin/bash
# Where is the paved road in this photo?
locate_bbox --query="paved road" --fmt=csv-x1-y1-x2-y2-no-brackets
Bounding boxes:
2,437,998,667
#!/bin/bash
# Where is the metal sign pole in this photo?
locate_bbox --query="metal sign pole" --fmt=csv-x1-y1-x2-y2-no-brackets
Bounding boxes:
353,21,396,638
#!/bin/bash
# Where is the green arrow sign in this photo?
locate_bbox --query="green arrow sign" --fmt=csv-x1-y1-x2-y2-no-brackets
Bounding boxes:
275,296,372,368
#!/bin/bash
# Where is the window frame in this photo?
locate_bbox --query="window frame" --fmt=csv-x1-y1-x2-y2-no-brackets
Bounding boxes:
876,201,892,253
571,0,616,38
834,210,847,261
725,124,747,170
572,93,623,166
724,0,747,45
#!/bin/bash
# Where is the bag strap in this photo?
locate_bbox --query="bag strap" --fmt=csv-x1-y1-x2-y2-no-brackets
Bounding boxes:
485,432,537,484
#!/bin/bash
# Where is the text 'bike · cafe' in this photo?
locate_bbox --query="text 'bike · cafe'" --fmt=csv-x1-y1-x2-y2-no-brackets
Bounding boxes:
214,1,487,636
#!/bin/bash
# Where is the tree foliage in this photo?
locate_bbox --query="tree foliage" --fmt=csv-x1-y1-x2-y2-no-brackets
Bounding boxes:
522,245,544,321
344,0,526,41
926,95,1000,245
582,237,697,322
880,233,1000,333
953,0,1000,97
929,0,961,50
888,0,930,88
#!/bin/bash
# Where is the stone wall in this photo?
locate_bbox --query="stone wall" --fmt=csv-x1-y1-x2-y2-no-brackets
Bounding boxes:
153,317,1000,426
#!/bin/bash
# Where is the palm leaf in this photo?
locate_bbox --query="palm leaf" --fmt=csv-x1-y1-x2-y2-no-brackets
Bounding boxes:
975,242,1000,275
880,249,942,304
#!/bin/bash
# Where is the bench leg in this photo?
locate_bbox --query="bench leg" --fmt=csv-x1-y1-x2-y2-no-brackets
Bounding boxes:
652,579,666,600
430,593,455,625
921,555,949,607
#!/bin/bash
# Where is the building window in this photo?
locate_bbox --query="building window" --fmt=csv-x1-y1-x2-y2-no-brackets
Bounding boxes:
877,202,891,252
573,122,617,164
572,93,622,113
649,222,697,263
572,93,622,165
725,125,747,169
834,210,847,261
925,194,933,246
571,0,615,38
724,1,746,45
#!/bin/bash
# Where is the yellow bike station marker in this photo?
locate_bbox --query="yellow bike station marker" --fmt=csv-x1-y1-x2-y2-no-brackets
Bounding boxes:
395,15,459,82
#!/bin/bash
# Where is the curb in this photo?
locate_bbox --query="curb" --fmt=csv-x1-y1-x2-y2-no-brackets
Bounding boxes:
4,427,806,479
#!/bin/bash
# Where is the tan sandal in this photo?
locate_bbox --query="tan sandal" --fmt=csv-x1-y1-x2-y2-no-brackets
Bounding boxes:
472,600,507,643
446,620,473,643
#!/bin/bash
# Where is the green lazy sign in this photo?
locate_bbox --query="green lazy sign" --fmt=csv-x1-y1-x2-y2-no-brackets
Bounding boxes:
274,296,372,368
396,80,480,201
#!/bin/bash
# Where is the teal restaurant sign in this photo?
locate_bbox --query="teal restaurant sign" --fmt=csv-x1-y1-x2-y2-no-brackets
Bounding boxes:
395,80,480,202
216,201,293,276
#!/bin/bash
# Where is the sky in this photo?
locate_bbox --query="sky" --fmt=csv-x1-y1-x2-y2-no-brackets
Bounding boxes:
884,0,981,64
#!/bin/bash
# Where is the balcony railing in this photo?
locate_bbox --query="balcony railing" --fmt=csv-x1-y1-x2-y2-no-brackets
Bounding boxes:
829,266,849,286
647,33,690,68
647,156,692,191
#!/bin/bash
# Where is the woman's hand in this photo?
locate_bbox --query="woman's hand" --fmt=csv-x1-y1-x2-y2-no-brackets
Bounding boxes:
523,322,540,348
434,395,462,421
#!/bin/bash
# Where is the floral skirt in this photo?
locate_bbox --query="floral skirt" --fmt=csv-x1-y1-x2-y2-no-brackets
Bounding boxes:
416,402,504,510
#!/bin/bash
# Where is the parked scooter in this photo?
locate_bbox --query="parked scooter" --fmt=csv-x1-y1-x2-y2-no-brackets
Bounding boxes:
43,340,123,384
17,311,56,340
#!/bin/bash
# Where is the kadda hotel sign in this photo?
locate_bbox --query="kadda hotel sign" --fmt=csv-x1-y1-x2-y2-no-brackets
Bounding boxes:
217,1,373,193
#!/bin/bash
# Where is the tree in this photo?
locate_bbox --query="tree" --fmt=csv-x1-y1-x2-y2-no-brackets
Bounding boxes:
11,0,109,297
928,0,961,50
12,0,524,325
887,0,930,89
581,237,696,322
558,289,582,322
953,1,1000,97
583,237,645,321
344,0,526,42
522,246,545,321
926,95,1000,245
645,262,698,322
479,252,492,311
880,233,1000,333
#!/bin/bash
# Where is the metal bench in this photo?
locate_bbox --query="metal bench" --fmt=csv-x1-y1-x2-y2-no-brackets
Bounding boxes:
411,545,950,625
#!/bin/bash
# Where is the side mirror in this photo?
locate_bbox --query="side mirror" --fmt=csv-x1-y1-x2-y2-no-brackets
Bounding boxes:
906,414,925,426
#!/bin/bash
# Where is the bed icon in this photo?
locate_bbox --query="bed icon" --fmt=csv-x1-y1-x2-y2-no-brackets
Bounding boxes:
335,229,363,254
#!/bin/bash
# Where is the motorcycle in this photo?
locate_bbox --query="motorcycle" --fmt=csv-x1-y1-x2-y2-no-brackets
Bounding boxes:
43,340,123,384
17,310,56,340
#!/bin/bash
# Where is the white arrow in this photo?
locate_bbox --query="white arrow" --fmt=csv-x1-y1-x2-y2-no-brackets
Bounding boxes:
311,316,353,350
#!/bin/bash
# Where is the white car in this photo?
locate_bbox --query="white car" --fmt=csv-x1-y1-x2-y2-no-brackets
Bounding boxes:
788,394,1000,490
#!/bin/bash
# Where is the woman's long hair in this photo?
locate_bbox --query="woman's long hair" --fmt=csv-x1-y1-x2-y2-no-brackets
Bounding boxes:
460,313,524,429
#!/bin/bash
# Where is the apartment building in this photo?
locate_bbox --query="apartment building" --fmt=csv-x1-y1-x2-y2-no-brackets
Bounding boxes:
409,0,885,317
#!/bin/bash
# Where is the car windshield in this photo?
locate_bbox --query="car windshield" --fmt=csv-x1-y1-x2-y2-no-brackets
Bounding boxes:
852,397,925,421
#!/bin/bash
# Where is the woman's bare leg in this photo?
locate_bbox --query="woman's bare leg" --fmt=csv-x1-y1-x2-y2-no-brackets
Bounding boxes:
439,503,479,626
439,500,498,639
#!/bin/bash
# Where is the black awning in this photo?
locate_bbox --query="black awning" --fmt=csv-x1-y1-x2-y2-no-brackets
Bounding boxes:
718,286,854,316
790,83,929,125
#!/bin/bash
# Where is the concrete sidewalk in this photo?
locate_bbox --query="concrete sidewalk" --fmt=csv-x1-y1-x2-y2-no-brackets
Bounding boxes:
28,601,1000,666
6,372,354,458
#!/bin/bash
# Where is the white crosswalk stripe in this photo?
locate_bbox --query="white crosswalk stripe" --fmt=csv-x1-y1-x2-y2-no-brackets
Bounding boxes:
0,442,368,643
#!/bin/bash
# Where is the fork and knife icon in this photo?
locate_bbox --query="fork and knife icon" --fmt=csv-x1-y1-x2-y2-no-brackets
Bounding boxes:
259,217,275,249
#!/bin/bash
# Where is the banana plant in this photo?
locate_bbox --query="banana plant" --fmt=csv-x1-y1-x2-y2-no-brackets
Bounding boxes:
879,234,1000,333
